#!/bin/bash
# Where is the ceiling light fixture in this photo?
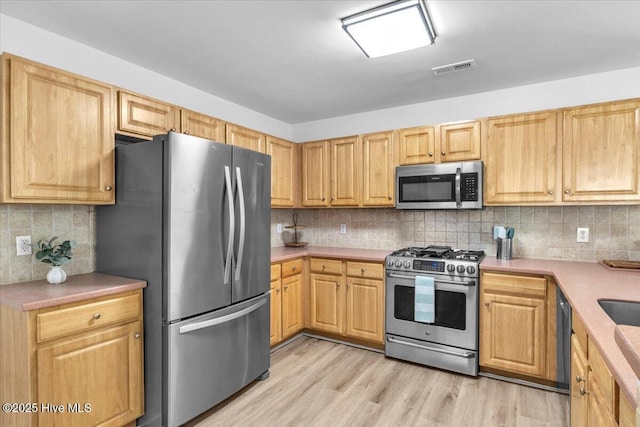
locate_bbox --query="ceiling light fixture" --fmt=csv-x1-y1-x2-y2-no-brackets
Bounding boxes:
341,0,436,58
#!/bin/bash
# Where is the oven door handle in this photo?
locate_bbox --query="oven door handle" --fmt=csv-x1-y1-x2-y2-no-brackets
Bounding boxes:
386,336,476,359
386,273,475,287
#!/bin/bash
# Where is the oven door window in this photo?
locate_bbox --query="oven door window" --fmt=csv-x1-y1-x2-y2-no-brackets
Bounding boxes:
394,285,466,330
398,174,456,203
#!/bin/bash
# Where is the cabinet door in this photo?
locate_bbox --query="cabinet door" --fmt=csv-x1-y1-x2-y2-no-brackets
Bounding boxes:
309,273,343,334
281,274,303,339
181,110,225,142
2,55,115,204
270,278,282,346
37,321,143,427
362,131,395,206
439,121,481,162
225,123,265,152
118,90,179,138
479,292,546,377
398,126,435,165
345,277,384,343
563,100,640,202
302,141,330,206
587,373,618,427
267,136,297,207
330,136,360,206
570,335,589,427
484,112,560,204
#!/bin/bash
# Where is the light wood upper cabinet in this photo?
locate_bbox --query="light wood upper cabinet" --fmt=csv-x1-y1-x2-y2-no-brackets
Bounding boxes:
181,109,225,142
302,141,330,206
118,90,179,138
563,99,640,202
267,136,297,208
226,123,265,152
483,111,560,205
362,131,395,206
1,54,115,205
439,120,481,162
479,271,556,381
398,126,436,165
330,136,361,206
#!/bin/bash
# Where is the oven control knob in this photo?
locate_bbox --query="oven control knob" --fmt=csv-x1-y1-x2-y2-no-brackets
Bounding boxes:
395,260,402,267
456,265,466,274
387,259,394,268
403,261,411,268
447,264,455,273
466,266,476,274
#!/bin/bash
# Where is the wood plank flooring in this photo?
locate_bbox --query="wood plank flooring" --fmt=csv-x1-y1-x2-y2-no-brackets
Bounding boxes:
186,336,569,427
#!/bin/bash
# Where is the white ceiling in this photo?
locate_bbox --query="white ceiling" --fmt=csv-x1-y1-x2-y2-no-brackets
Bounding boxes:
1,0,640,124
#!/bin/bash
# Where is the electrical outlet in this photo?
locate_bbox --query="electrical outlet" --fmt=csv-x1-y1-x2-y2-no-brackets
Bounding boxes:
576,227,589,243
276,223,283,234
16,235,32,256
340,224,347,234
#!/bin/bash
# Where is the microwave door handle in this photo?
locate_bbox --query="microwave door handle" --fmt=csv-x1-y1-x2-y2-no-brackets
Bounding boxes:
455,167,462,208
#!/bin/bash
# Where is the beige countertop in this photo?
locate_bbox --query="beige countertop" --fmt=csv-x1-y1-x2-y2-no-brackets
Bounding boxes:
0,272,147,311
271,245,391,263
481,256,640,407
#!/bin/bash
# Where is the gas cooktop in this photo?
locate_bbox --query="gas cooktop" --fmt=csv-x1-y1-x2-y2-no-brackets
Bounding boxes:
386,245,485,277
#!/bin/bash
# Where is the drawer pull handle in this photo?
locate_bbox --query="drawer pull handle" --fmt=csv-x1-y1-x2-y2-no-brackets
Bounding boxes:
135,333,141,339
93,313,101,320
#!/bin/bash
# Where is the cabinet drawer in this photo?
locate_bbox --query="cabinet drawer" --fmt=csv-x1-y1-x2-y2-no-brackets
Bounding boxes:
37,292,142,343
481,272,547,298
310,258,343,275
588,341,618,414
572,312,588,356
346,261,383,279
271,264,281,282
281,259,303,278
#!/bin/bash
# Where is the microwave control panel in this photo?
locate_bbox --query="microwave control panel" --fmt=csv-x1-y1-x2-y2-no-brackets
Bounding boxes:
461,173,479,201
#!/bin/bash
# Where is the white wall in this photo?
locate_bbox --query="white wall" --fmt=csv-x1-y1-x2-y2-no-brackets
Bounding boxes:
292,66,640,142
0,14,293,140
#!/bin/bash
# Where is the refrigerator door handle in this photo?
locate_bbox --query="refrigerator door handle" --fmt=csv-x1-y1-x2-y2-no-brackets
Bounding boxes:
178,298,267,334
224,166,235,285
234,166,246,281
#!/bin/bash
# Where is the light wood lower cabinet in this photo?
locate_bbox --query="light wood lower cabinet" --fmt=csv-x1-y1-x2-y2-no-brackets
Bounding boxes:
479,271,556,382
270,259,304,346
308,258,384,344
0,289,144,427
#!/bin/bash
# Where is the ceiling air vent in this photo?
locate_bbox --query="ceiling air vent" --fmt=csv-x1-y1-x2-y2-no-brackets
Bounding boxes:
432,59,477,76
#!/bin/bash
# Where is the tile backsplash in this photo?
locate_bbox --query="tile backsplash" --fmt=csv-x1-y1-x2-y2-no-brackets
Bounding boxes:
2,204,638,285
272,205,640,262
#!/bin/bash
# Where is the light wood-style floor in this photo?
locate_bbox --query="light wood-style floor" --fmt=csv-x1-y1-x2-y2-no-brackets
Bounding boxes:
186,336,569,427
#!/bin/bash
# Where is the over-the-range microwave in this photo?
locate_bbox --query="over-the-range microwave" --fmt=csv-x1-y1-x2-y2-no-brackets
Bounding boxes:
395,160,483,210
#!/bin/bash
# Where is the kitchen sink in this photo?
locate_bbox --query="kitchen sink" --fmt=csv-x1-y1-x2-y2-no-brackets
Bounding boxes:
597,299,640,327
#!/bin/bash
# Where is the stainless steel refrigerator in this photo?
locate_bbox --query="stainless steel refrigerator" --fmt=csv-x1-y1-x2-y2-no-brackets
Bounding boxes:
97,132,271,427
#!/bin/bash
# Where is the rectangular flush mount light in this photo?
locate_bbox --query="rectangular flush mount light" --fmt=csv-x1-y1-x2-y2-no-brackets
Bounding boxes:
341,0,436,58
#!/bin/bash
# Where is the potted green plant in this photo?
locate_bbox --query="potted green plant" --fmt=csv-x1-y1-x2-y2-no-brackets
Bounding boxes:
33,237,76,284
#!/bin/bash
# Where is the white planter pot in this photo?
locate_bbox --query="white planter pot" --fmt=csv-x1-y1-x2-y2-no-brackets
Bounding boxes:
46,266,67,284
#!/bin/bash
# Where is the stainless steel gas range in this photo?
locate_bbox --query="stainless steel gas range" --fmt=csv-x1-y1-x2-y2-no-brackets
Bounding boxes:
384,246,485,376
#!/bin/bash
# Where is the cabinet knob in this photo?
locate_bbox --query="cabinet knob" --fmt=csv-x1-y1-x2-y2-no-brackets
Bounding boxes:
428,152,433,157
284,285,289,291
184,130,190,135
575,375,584,383
93,313,101,320
321,197,325,201
346,283,350,289
388,195,392,200
336,283,340,289
484,302,490,307
134,333,141,339
564,189,571,195
292,266,297,272
322,264,327,270
170,127,177,132
361,268,365,273
441,151,446,156
548,189,553,195
579,387,588,396
276,288,280,294
105,185,113,191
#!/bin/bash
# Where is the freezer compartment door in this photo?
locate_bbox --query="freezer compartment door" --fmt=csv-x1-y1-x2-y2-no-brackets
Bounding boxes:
232,147,271,303
164,133,233,321
164,293,270,427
